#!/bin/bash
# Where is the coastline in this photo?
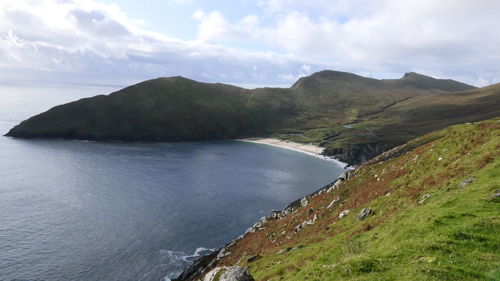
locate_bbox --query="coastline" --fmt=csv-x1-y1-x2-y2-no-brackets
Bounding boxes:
238,138,348,168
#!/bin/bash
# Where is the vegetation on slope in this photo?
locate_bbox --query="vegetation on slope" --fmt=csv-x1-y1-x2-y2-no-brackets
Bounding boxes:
6,70,499,164
187,118,500,281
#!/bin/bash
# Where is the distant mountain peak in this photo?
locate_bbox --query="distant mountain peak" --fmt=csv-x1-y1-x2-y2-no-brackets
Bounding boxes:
292,70,374,89
397,71,476,91
402,72,430,79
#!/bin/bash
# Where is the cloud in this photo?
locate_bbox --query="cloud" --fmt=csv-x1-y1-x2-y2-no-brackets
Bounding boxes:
193,10,259,43
0,0,314,88
195,0,500,86
1,0,499,88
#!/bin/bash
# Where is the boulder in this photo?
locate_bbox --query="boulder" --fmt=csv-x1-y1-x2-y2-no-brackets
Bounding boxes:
266,210,281,220
327,197,340,208
300,197,309,207
204,266,254,281
418,193,432,205
457,177,476,188
338,210,350,219
327,180,341,193
358,208,372,221
282,207,294,216
295,215,318,232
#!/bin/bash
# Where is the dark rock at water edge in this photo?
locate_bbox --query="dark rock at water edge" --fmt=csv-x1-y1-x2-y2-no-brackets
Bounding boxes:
172,250,219,281
324,142,387,165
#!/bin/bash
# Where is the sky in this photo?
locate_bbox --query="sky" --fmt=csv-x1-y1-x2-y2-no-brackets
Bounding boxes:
0,0,499,89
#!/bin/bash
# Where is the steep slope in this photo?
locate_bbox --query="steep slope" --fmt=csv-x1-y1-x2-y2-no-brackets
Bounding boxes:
385,72,477,91
5,77,291,141
312,83,500,163
6,71,497,164
176,118,500,281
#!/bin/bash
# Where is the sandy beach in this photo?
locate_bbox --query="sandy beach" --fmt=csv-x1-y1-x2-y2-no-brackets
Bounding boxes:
239,138,348,168
242,138,324,154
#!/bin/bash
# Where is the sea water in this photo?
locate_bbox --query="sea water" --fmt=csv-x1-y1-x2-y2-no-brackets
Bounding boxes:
0,84,344,281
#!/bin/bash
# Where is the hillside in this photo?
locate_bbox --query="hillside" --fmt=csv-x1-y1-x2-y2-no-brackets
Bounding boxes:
175,118,500,281
6,71,499,164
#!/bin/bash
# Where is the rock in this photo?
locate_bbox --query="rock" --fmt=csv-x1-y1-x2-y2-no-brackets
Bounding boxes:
247,255,261,263
307,208,315,215
338,172,348,181
338,209,350,219
276,247,293,254
327,180,341,192
204,266,254,281
418,193,432,205
295,215,318,232
266,210,281,220
174,250,220,281
282,207,294,216
358,208,372,221
493,190,500,198
457,177,476,188
327,197,340,208
300,197,309,207
216,248,229,260
418,256,436,263
245,217,268,234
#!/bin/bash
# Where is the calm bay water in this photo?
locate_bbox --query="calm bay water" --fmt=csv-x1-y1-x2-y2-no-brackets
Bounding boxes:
0,85,344,281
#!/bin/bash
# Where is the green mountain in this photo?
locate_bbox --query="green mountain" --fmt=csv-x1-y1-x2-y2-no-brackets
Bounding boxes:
6,70,499,164
175,118,500,281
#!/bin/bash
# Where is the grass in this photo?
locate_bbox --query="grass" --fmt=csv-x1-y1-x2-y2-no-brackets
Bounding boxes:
8,71,500,164
213,118,500,281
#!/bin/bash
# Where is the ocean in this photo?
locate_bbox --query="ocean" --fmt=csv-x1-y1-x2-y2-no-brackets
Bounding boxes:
0,84,344,281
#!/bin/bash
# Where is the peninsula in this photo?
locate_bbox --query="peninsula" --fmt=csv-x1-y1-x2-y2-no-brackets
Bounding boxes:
6,70,500,164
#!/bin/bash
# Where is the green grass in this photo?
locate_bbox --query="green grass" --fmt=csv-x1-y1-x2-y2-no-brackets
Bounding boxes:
217,119,500,281
7,71,500,164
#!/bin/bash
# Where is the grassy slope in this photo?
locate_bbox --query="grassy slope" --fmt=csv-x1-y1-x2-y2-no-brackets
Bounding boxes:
289,82,500,163
214,118,500,281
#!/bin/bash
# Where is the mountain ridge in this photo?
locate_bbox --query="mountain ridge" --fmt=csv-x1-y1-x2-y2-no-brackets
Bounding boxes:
5,70,498,164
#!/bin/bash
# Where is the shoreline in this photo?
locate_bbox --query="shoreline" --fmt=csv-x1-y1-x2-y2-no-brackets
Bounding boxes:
238,138,348,169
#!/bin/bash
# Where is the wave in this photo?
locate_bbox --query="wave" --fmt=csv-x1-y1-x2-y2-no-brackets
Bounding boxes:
139,247,215,281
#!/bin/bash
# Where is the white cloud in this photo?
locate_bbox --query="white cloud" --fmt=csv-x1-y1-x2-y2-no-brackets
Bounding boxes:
195,0,500,86
1,0,499,88
193,10,259,43
0,0,313,87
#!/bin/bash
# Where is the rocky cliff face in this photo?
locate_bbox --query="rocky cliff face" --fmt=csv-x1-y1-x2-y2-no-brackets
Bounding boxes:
323,142,387,165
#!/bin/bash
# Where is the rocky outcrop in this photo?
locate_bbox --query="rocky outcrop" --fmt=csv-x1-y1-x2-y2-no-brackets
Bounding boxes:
358,208,372,221
295,214,318,232
324,142,387,165
173,250,220,281
203,266,254,281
